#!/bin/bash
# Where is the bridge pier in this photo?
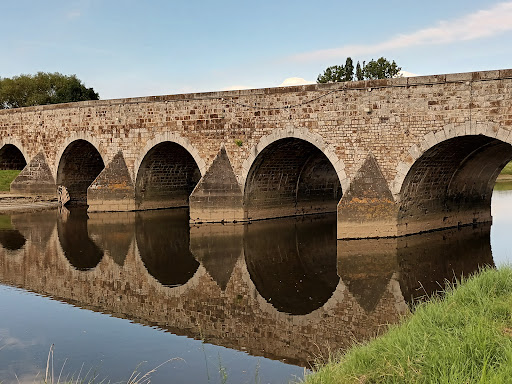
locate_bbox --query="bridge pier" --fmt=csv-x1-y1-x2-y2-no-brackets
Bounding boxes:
337,154,399,239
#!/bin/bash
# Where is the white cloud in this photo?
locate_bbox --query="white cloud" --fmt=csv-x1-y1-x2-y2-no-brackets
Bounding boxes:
278,77,315,87
399,70,420,77
291,2,512,62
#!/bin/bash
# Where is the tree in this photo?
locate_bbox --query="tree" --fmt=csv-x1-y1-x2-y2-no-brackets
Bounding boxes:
317,57,356,83
0,72,99,109
317,57,401,83
355,61,364,81
363,57,401,80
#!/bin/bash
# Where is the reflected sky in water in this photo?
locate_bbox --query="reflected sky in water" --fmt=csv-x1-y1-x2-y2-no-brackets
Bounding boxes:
0,188,510,383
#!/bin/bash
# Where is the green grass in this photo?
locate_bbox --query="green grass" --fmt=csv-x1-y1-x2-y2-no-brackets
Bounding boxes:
494,180,512,191
0,170,21,191
501,162,512,176
301,267,512,384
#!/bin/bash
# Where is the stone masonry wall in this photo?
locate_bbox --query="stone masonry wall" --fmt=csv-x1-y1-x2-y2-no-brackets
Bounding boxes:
0,69,511,237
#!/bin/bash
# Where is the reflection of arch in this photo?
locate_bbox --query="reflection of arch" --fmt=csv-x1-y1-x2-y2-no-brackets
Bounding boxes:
244,216,339,315
135,209,199,287
0,213,26,251
57,209,103,271
238,255,347,323
396,130,512,235
241,128,347,191
243,132,343,220
0,144,27,170
57,140,105,205
134,139,203,210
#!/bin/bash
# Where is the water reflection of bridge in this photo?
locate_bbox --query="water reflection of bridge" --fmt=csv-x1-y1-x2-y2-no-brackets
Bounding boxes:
0,210,494,366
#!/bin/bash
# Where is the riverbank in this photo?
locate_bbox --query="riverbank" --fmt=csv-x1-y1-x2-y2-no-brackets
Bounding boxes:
301,267,512,384
0,193,58,214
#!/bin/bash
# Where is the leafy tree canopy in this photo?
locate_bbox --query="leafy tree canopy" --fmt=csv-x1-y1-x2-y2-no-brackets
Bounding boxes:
0,72,99,109
317,57,401,83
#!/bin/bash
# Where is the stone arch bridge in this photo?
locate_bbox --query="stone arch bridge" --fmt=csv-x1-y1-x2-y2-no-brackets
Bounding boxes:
0,69,511,239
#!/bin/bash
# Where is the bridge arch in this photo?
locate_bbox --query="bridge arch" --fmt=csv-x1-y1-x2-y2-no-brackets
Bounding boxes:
134,134,206,210
394,123,512,235
56,139,105,205
0,140,27,171
242,128,345,220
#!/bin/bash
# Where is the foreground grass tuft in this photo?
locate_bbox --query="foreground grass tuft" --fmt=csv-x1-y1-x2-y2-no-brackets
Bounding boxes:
301,267,512,384
0,170,20,191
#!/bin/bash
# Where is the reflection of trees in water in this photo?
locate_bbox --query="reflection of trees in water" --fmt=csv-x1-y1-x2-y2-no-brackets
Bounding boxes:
244,215,339,315
57,208,103,270
136,209,199,287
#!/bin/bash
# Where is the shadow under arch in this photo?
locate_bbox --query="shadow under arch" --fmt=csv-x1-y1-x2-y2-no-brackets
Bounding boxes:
57,208,104,271
243,138,342,220
135,209,199,287
0,144,27,171
135,141,201,210
397,135,512,235
56,139,105,206
244,214,339,315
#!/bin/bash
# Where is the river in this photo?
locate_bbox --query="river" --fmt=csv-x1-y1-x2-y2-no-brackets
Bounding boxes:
0,186,511,383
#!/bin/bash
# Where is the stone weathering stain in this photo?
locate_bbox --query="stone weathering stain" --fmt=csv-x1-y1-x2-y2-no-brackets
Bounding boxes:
0,69,511,238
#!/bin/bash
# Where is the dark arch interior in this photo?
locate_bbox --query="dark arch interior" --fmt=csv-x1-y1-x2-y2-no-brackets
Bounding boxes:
399,135,512,235
57,209,103,271
244,138,342,220
0,144,26,170
57,140,104,206
136,209,199,287
244,215,339,315
135,142,201,210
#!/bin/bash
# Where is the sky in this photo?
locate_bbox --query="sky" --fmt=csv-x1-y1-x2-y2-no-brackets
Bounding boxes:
1,0,511,100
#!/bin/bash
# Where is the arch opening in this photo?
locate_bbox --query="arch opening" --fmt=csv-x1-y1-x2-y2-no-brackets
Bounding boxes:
399,135,512,235
135,142,201,210
57,140,104,206
0,144,26,170
0,144,27,192
244,138,342,220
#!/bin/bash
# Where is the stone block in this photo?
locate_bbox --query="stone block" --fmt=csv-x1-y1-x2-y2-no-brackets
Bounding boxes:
10,152,56,196
190,147,244,223
88,151,135,212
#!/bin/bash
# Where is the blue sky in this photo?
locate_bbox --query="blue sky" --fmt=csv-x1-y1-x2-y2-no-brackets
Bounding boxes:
2,0,511,99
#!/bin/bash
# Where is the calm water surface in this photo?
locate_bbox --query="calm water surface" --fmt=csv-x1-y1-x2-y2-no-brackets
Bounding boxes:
0,188,511,383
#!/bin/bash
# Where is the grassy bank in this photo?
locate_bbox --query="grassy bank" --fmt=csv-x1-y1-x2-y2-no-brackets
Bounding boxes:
501,162,512,176
302,267,512,384
0,170,20,191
